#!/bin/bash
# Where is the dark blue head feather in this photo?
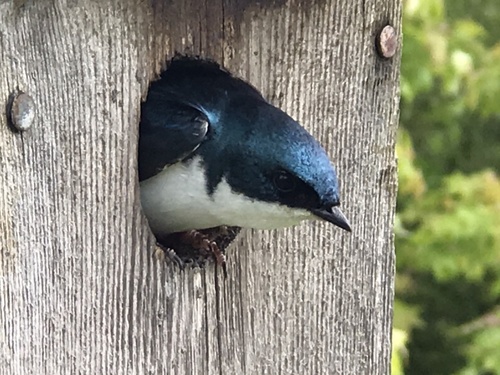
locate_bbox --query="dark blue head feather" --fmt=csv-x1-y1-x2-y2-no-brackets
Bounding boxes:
150,56,343,215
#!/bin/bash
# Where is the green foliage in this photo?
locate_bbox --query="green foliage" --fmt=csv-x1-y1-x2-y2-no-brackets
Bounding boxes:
398,169,500,283
400,0,500,185
457,307,500,375
395,0,500,374
392,328,409,375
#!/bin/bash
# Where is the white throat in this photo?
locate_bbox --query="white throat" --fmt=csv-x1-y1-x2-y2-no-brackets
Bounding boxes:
140,156,314,235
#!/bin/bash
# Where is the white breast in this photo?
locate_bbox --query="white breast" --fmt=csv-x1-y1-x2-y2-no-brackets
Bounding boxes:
139,156,314,234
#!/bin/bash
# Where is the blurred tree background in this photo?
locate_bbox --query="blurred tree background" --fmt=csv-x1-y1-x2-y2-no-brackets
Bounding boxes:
393,0,500,374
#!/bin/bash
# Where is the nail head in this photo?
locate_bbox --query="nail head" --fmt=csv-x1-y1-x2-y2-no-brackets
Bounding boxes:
10,92,36,131
377,25,397,59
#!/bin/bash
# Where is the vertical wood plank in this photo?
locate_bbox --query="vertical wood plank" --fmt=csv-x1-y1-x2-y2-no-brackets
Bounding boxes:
0,0,400,374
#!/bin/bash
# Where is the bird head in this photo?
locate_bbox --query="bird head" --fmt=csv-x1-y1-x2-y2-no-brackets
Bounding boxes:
199,99,351,232
140,56,351,234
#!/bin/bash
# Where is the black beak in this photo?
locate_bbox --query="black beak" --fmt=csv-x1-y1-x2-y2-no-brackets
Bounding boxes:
311,206,351,232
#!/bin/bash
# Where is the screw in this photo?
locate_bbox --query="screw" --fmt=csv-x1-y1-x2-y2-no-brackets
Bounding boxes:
8,92,36,132
376,25,397,59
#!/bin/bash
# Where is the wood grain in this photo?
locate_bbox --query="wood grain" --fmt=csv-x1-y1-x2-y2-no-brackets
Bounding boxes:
0,0,400,374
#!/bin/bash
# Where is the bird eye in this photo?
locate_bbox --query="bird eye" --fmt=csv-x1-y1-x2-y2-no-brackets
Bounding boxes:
273,170,296,192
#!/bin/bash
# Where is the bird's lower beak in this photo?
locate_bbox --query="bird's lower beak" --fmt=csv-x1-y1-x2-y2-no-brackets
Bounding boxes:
311,206,351,232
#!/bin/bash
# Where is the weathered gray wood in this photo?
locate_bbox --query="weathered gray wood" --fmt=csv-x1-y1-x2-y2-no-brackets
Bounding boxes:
0,0,400,374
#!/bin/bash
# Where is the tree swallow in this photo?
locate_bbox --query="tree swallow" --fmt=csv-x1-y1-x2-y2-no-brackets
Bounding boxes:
139,56,350,266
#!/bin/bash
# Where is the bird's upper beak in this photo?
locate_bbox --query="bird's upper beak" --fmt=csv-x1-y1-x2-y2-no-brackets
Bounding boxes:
311,206,351,232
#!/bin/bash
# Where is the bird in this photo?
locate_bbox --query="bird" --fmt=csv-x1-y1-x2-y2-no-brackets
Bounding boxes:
138,56,351,270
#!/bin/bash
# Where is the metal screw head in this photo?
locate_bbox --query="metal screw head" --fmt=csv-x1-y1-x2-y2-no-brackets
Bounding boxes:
8,92,36,131
376,25,397,59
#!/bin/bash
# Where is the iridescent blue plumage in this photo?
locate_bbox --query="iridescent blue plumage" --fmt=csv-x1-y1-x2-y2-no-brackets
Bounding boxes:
139,56,350,235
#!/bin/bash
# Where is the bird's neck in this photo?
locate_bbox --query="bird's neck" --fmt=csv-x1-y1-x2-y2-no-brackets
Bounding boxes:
140,156,313,235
